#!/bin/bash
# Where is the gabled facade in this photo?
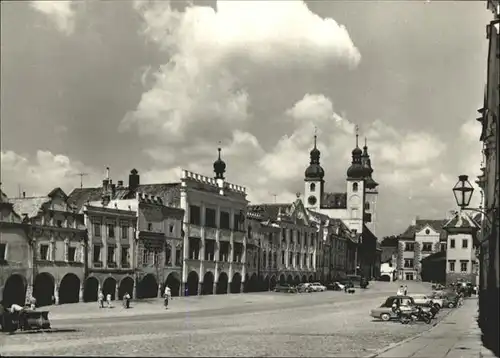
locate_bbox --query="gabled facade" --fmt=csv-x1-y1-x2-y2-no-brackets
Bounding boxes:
9,188,87,306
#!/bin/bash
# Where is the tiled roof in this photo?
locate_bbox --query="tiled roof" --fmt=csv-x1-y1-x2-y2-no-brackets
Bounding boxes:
248,204,292,221
400,219,448,241
67,183,182,210
307,209,329,224
9,197,51,218
321,192,347,209
443,211,480,230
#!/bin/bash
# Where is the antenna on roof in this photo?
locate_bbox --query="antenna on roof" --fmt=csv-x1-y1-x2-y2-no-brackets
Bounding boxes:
76,173,89,189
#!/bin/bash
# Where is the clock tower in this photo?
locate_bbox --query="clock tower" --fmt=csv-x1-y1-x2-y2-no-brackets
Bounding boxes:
304,131,324,211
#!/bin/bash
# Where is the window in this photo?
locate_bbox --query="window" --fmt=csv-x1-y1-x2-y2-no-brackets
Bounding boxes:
440,243,447,252
352,182,358,192
205,208,216,228
107,246,115,263
169,224,174,234
405,273,414,281
422,243,433,252
425,229,430,235
220,211,230,229
0,243,6,261
234,213,244,231
310,183,316,192
147,223,153,231
462,239,468,249
449,261,455,272
68,247,76,262
108,224,115,238
450,239,455,249
189,205,201,225
121,247,129,266
94,222,101,237
57,220,63,228
40,244,49,260
460,261,468,272
93,245,101,263
281,250,285,265
404,259,414,268
404,242,415,251
175,248,182,266
121,225,128,239
364,202,370,210
247,225,252,239
165,244,172,265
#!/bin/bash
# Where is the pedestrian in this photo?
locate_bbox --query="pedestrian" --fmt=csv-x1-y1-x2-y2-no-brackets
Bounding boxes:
403,285,408,296
106,293,112,308
123,292,131,309
98,291,104,308
164,286,172,301
396,285,404,296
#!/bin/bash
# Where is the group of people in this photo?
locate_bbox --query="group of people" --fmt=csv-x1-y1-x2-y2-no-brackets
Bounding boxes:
396,285,409,296
95,286,172,309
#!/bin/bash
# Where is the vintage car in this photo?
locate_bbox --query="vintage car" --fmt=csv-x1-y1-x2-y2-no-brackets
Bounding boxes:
327,282,345,291
0,304,51,333
296,283,313,293
309,282,327,292
346,275,369,289
274,284,297,293
431,291,459,308
370,295,418,321
411,294,444,308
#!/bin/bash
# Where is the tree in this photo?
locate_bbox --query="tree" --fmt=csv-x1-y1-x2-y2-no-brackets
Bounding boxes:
381,235,399,247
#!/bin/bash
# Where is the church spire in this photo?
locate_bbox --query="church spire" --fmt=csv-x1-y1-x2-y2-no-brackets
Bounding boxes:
304,127,324,180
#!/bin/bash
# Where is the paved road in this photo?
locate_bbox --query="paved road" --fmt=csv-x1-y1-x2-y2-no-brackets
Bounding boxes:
0,282,446,357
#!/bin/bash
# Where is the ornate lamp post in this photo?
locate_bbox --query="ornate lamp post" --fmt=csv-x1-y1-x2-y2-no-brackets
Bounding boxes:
452,175,492,226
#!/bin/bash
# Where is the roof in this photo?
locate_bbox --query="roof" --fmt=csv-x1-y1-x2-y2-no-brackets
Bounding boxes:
307,209,329,224
67,183,182,210
321,192,347,209
421,250,446,262
443,211,480,231
0,190,8,203
9,197,51,218
248,204,292,221
400,219,448,241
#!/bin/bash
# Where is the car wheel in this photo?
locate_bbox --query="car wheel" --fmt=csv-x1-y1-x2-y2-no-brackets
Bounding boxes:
380,313,391,321
448,302,455,308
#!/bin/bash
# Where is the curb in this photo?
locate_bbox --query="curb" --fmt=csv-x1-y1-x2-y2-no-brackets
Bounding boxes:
363,307,457,358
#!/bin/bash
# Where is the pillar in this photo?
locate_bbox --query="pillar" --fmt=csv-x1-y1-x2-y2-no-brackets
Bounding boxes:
53,284,59,305
79,283,84,302
115,285,120,301
213,282,217,295
241,282,245,294
198,282,202,296
180,282,186,296
157,284,162,298
132,281,137,299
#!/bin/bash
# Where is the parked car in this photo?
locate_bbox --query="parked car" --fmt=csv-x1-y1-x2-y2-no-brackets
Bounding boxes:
296,283,313,293
411,294,443,308
346,275,369,289
370,295,418,321
431,291,459,308
274,284,297,293
309,282,327,292
327,282,345,291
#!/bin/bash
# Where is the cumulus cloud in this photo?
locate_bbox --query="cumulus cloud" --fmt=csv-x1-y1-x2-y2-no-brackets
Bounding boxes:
31,1,77,35
0,150,101,197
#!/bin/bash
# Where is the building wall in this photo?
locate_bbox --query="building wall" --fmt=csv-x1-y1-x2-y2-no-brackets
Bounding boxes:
446,233,478,285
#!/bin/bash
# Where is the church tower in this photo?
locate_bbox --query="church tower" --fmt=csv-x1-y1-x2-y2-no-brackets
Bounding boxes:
346,127,365,234
304,131,324,211
361,138,379,237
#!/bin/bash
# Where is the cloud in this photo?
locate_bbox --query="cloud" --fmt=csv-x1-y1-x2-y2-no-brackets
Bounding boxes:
31,1,77,35
0,150,101,197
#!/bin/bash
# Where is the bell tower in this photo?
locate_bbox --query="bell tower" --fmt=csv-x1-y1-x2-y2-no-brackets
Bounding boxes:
361,138,379,237
304,128,324,211
346,126,365,234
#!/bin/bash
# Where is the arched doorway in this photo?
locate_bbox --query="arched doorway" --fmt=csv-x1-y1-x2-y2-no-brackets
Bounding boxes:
118,277,134,299
186,271,199,296
165,273,181,297
202,271,214,295
2,274,26,307
249,273,257,292
302,275,307,283
33,272,55,307
270,275,277,290
83,277,99,302
230,273,242,293
102,277,117,300
58,273,81,304
286,274,293,285
217,272,228,294
308,275,313,282
137,274,158,299
243,273,250,293
294,275,300,285
264,276,270,291
279,274,285,285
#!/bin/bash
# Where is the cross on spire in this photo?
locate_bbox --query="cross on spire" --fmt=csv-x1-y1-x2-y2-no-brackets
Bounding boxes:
217,141,222,159
313,126,318,148
364,137,367,147
355,125,359,147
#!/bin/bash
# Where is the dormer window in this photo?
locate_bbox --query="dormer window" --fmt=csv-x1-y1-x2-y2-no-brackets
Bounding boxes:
352,183,358,192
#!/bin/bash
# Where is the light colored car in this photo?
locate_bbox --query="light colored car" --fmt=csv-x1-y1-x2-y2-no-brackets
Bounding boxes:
411,294,443,308
370,296,417,321
309,282,326,292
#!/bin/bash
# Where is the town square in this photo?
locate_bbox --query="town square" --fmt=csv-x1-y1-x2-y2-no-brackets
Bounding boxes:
0,0,499,357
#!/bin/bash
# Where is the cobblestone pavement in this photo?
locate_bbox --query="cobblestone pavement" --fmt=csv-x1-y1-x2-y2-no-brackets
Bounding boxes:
1,282,444,357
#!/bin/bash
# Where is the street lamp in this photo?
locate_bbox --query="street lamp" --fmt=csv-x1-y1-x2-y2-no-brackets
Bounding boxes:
451,175,492,225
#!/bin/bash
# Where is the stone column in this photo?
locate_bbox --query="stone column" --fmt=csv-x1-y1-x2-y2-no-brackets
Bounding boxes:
157,284,162,298
115,285,120,301
180,282,186,296
132,281,137,299
53,284,59,305
79,283,84,302
213,282,217,295
198,282,202,296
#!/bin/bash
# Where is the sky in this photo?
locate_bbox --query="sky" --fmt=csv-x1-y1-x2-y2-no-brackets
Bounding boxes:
0,0,493,237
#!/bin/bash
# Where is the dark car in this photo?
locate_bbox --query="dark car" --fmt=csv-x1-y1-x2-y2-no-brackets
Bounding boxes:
274,284,297,293
346,275,369,289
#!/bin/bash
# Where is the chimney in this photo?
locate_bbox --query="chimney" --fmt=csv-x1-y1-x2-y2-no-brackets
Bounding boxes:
129,169,140,191
22,191,26,198
411,216,420,226
117,180,124,188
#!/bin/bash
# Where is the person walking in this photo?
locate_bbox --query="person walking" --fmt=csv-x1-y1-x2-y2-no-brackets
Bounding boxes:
98,291,104,309
123,293,131,309
397,285,404,296
106,293,112,308
403,285,408,296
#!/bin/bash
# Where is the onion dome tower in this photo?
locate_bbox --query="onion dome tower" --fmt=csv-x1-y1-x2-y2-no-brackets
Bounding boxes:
304,133,325,180
304,130,324,209
213,147,226,180
346,129,365,180
361,138,379,189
